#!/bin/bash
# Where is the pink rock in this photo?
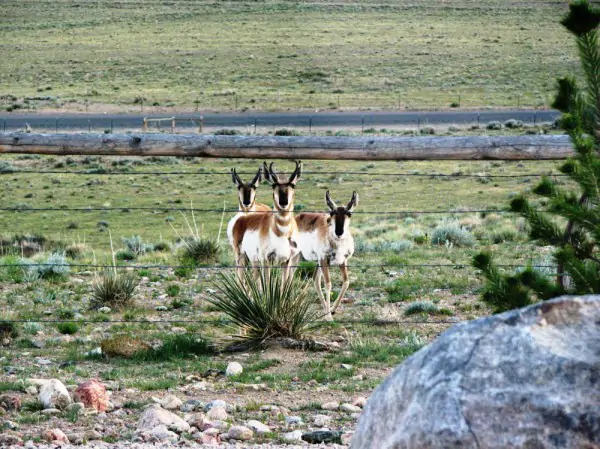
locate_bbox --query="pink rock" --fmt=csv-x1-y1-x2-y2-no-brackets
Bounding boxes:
43,428,69,443
197,432,220,445
0,394,21,412
74,379,109,412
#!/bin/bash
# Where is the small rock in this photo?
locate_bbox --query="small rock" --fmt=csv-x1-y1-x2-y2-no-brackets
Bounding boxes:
206,405,228,421
313,414,331,427
66,402,85,414
2,420,19,430
353,396,367,408
228,425,253,441
282,430,303,443
341,431,354,445
98,307,111,313
32,378,72,410
0,433,22,445
246,419,270,434
155,306,168,311
340,403,361,413
225,361,243,377
36,358,52,365
83,429,102,440
0,395,21,412
341,364,353,370
31,339,45,349
149,424,179,442
260,405,279,412
170,327,186,334
65,433,83,444
285,415,303,427
181,399,204,413
85,347,103,357
197,432,220,444
201,420,229,431
136,404,190,433
204,400,229,412
160,395,183,410
43,428,69,443
321,401,340,411
184,412,205,428
41,408,61,415
302,430,343,444
189,381,213,391
74,379,109,412
25,386,37,395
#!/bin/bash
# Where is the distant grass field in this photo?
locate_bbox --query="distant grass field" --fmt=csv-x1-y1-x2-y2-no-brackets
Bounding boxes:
2,0,577,112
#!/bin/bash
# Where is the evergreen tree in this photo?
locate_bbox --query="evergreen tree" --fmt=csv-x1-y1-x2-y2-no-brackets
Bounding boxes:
473,0,600,313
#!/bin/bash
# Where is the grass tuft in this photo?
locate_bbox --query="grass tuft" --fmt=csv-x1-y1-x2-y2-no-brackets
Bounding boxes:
208,269,323,345
91,272,139,309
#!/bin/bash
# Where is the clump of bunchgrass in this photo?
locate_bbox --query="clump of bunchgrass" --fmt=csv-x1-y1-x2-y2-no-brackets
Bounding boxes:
134,334,214,361
208,269,323,347
57,322,79,335
179,237,220,266
91,272,139,310
431,221,475,247
404,300,440,316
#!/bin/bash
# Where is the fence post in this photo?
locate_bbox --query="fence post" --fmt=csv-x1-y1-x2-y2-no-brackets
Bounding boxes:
254,117,258,134
55,119,58,132
235,95,238,110
88,119,91,132
110,120,114,133
198,116,204,133
477,113,480,128
309,116,312,135
143,118,148,132
417,115,421,130
533,112,537,126
171,117,176,134
2,120,5,132
361,116,364,134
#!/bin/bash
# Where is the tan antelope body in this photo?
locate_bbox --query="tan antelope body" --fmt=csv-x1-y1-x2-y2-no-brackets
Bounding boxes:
294,191,358,320
231,161,302,281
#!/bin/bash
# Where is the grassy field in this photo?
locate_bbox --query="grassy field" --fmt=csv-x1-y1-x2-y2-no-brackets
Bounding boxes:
2,0,577,112
0,146,567,443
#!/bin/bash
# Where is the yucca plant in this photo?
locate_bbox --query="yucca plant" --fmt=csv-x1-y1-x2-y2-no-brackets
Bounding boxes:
208,269,323,347
179,237,220,266
91,272,139,309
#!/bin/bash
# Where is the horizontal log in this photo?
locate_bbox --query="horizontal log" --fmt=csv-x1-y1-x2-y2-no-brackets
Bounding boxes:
0,132,574,160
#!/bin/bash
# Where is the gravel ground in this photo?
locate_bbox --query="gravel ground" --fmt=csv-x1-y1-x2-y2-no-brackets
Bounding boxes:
13,443,347,449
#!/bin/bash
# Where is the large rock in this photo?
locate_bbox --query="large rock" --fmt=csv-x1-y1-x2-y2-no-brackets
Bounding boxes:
137,404,190,433
352,295,600,449
30,379,72,410
74,379,109,412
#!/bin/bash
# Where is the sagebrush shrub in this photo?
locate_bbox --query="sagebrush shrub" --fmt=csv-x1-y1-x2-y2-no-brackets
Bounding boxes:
121,235,153,255
431,222,475,247
486,121,502,130
27,252,70,280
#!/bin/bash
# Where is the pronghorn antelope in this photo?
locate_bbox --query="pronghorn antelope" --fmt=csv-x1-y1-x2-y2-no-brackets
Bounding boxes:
294,191,358,320
230,160,302,282
227,167,271,253
230,167,271,213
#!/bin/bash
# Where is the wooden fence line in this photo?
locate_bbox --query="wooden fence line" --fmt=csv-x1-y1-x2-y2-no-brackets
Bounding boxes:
0,132,573,160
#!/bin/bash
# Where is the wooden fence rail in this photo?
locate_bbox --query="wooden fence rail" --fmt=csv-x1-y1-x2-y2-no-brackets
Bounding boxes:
0,132,573,160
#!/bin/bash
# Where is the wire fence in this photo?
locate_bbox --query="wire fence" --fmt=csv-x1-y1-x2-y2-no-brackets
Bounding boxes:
0,152,561,333
0,110,560,135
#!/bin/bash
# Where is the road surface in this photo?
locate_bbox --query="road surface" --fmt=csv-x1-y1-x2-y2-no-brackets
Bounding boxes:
0,109,560,132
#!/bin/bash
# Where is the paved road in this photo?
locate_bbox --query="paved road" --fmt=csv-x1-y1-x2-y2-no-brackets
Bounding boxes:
0,109,560,132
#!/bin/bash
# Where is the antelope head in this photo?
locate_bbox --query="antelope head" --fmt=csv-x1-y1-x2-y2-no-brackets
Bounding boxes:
231,167,262,212
326,190,358,239
263,160,302,212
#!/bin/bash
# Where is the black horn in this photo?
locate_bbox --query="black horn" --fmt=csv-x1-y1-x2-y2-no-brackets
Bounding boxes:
288,160,302,186
251,167,262,187
325,190,337,211
347,191,358,212
231,168,243,187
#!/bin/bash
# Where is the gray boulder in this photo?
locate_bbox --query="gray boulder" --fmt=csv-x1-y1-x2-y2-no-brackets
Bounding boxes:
352,295,600,449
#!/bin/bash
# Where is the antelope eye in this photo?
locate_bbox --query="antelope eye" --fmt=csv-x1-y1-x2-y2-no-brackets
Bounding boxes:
346,212,353,217
329,212,336,217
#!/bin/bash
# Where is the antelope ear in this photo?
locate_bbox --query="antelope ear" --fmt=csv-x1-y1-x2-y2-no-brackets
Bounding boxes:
251,167,262,187
347,191,358,212
325,190,337,211
231,168,243,187
288,160,302,185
